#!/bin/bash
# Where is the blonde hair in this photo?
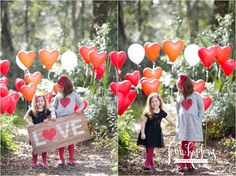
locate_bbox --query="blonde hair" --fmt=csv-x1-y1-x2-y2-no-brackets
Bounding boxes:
142,92,163,120
31,94,49,116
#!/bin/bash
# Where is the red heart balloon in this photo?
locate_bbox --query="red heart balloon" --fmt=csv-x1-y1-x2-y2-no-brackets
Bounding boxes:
141,78,160,96
0,77,8,85
162,40,184,62
109,51,126,69
203,96,212,111
109,80,131,97
118,93,131,116
89,51,107,69
38,49,59,70
44,92,53,104
125,70,140,87
198,46,216,68
17,51,36,69
79,46,97,64
7,97,16,115
220,59,236,76
53,83,59,94
8,90,20,102
215,45,232,65
20,83,37,102
24,71,42,85
192,79,205,93
93,63,106,79
15,78,26,92
74,100,88,112
144,42,161,62
0,84,8,97
0,60,10,76
126,90,137,105
143,67,162,79
0,96,11,114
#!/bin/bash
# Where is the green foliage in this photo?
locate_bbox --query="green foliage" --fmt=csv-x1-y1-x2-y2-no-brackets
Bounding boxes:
1,116,18,155
118,109,138,163
205,120,223,139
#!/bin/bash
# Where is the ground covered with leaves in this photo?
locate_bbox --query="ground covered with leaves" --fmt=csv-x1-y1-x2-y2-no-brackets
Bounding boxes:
119,124,236,176
1,129,116,176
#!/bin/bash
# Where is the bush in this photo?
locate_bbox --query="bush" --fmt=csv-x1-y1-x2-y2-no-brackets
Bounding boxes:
1,116,18,155
118,109,138,163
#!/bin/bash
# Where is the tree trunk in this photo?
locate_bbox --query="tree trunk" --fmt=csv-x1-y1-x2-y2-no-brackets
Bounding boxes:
138,0,141,31
1,1,14,52
25,0,30,44
118,1,126,44
212,0,229,28
186,0,199,43
91,0,110,37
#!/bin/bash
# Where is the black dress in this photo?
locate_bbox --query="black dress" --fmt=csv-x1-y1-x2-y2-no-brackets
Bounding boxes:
137,109,167,148
28,109,51,125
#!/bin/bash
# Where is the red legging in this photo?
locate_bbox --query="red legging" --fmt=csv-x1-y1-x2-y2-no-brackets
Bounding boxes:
144,147,155,168
59,144,75,164
32,152,47,166
179,141,195,169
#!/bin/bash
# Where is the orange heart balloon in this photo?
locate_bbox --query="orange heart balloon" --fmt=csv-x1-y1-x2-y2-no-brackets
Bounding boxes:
38,49,59,70
24,71,42,85
143,67,162,79
192,79,205,93
79,46,97,64
144,42,161,62
53,83,59,94
162,40,184,62
89,51,107,69
141,78,160,96
17,51,36,69
20,83,37,102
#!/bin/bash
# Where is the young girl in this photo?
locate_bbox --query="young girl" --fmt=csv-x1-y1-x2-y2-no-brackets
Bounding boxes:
24,94,56,168
176,74,204,172
52,75,84,168
137,92,175,172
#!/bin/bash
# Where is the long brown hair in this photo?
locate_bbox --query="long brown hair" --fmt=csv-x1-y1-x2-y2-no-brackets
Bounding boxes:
142,92,163,120
60,78,74,97
182,77,194,99
31,94,49,116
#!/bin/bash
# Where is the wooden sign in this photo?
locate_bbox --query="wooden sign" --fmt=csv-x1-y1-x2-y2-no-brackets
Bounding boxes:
27,113,92,154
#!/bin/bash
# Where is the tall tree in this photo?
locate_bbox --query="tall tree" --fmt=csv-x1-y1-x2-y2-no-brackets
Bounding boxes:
91,0,110,37
1,1,14,52
212,0,229,28
118,1,126,44
186,0,199,43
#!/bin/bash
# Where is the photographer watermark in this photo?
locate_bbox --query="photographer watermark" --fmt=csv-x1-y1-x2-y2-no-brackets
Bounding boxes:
167,142,216,168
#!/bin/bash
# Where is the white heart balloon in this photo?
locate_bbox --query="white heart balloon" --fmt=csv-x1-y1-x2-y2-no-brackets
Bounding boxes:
184,44,200,66
127,43,145,65
16,55,27,70
61,51,78,71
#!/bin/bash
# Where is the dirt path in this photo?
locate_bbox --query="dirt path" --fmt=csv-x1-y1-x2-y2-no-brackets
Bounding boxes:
118,122,236,176
1,129,115,176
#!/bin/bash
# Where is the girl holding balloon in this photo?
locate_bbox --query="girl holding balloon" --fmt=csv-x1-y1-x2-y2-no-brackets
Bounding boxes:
176,74,204,173
137,93,175,172
52,75,84,169
24,94,56,168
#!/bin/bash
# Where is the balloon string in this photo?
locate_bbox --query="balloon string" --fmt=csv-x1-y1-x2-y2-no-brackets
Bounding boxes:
47,72,51,80
153,61,155,69
206,70,209,82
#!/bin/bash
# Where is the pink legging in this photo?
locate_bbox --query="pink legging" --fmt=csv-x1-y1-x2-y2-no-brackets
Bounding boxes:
32,152,47,166
58,144,75,164
179,141,195,169
144,147,155,168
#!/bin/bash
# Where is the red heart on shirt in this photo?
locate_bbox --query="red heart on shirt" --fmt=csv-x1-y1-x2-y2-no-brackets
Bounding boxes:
60,98,71,108
181,99,192,111
42,128,57,141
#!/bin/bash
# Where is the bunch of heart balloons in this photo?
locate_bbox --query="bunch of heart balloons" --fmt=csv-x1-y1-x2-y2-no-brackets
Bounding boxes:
110,80,137,116
79,46,107,79
191,78,212,111
185,44,235,76
0,60,20,115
